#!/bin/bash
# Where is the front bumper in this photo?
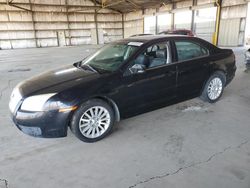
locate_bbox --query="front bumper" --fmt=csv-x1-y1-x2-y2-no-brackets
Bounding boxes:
11,109,72,138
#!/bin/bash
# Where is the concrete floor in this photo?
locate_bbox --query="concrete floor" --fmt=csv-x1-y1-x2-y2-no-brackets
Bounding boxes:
0,45,250,188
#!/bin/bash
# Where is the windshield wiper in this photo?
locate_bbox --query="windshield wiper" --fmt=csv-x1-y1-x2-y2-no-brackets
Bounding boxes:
77,61,111,73
85,64,97,72
78,63,97,73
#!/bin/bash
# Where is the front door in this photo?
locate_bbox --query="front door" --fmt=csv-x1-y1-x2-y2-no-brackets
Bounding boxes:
119,41,177,116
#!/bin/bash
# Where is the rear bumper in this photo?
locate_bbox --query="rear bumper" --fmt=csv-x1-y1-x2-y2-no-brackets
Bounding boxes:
226,65,236,86
11,109,72,138
246,60,250,68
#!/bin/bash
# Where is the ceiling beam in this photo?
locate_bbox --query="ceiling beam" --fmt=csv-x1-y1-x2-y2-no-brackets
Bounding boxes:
125,0,141,9
1,2,102,9
9,4,32,11
102,0,125,9
6,0,14,5
90,0,122,13
4,1,32,12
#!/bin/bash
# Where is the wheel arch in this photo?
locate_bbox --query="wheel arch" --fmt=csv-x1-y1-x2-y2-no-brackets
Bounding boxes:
92,96,121,122
209,69,227,84
200,69,226,96
210,62,227,80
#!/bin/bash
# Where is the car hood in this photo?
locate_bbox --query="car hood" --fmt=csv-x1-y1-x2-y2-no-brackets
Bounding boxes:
18,64,99,97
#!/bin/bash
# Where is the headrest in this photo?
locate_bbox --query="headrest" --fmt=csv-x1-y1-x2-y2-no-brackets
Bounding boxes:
135,54,150,67
156,49,166,59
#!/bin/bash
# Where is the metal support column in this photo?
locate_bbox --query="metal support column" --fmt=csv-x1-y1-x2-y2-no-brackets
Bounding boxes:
94,10,99,44
29,0,38,47
122,13,125,38
171,2,175,30
213,0,222,46
5,2,12,49
142,9,145,33
94,0,99,44
65,0,71,46
191,0,197,33
155,8,159,34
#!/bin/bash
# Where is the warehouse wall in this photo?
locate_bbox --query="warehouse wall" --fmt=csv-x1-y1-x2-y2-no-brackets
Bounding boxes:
1,0,249,49
138,0,249,47
142,0,216,41
123,10,143,38
218,0,248,46
0,0,123,49
97,8,123,44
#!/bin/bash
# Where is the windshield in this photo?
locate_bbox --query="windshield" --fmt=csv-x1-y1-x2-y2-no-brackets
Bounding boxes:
81,44,139,72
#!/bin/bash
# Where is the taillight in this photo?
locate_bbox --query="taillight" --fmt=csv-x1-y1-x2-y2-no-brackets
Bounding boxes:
232,52,235,61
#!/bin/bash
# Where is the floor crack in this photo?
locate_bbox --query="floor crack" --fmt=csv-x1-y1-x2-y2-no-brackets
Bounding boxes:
129,140,249,188
0,178,8,188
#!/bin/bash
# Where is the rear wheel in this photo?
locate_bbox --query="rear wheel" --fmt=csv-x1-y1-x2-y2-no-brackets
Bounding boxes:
70,99,114,142
200,71,226,103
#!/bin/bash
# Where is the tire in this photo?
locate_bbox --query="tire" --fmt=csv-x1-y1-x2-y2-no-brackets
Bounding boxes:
70,99,115,143
200,71,226,103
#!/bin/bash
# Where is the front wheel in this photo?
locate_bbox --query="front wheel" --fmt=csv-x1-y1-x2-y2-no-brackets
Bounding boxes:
70,99,115,142
200,71,226,103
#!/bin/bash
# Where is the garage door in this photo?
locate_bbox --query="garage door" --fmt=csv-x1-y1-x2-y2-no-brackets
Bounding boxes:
218,18,240,46
194,7,216,43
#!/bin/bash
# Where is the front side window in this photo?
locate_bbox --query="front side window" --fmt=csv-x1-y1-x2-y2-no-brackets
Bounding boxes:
132,42,170,70
175,41,209,61
82,43,139,72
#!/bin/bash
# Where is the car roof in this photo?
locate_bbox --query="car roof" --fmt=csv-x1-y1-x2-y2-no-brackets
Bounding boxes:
172,29,191,32
113,35,217,52
115,34,192,44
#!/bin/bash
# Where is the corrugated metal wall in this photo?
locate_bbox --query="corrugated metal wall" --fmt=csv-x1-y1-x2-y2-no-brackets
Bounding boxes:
218,0,247,46
136,0,249,47
1,0,249,49
174,11,192,30
0,0,123,49
194,7,216,43
124,11,143,38
219,19,240,46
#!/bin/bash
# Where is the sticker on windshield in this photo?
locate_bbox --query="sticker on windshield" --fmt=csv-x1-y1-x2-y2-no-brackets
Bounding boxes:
128,42,143,46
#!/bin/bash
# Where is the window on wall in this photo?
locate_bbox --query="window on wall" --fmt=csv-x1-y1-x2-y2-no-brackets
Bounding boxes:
174,11,192,30
245,2,250,45
157,14,172,33
144,16,156,34
194,7,217,43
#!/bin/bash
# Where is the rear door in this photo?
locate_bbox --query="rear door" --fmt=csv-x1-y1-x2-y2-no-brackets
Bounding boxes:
173,39,210,97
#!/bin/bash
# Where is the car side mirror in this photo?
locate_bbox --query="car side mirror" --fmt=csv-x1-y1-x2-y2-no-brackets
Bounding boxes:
129,64,145,74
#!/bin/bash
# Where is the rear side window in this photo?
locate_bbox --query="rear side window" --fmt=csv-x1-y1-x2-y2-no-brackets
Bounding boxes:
175,41,209,61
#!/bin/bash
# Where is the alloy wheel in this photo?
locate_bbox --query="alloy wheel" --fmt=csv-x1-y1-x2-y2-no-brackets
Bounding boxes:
78,106,111,138
207,77,223,100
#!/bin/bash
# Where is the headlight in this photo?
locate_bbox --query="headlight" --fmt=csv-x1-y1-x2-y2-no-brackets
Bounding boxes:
21,93,57,112
9,87,22,113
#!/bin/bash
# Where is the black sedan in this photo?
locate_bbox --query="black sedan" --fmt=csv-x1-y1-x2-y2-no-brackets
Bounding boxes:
9,35,236,142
